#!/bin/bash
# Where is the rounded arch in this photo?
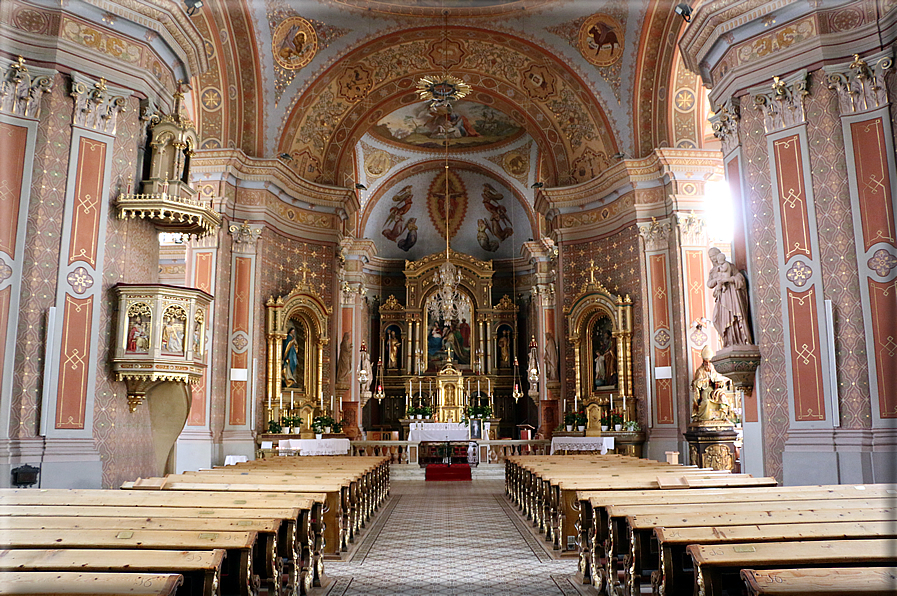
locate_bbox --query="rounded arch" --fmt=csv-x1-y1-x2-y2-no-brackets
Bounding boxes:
280,26,619,186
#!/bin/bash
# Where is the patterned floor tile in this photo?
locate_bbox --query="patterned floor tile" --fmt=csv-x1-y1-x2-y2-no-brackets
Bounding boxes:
325,479,578,596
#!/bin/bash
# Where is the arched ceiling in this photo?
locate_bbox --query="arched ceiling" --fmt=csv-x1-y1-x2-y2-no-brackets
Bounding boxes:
188,0,711,193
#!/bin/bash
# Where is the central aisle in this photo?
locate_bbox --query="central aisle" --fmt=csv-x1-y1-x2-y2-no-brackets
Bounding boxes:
324,479,580,596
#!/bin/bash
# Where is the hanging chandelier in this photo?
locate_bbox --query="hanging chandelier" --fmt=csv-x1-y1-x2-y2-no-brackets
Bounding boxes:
428,259,463,323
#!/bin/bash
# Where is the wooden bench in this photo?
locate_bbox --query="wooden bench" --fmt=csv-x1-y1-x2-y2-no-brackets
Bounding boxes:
652,522,897,596
740,567,897,595
0,571,184,595
0,550,224,596
687,539,897,596
0,528,257,596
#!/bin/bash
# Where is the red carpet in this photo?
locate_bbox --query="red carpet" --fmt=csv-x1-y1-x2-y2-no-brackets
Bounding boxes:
425,464,472,481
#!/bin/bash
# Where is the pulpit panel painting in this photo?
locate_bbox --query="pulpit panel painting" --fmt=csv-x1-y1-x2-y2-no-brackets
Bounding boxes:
592,315,617,390
426,292,473,371
161,305,187,356
282,318,306,391
126,302,151,354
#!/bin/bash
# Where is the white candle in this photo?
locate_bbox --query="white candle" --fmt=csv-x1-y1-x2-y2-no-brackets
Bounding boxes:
574,394,578,411
623,395,627,412
331,394,334,414
279,394,283,410
290,393,294,410
320,393,323,410
610,393,614,410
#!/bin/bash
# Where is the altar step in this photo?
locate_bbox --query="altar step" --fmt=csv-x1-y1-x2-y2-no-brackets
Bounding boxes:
389,463,505,481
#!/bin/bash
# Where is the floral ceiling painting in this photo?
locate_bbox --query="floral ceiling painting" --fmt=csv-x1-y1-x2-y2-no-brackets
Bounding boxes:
370,101,524,151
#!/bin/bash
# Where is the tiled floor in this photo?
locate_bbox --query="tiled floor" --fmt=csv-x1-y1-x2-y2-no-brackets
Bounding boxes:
324,479,581,596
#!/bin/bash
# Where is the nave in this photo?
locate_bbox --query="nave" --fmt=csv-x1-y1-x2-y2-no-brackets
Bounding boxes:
324,478,579,596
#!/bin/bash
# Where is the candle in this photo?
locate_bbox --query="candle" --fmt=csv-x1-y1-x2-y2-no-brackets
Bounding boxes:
279,394,282,410
290,393,294,410
574,394,578,412
562,398,565,414
331,394,334,414
610,393,614,410
320,393,323,411
623,394,627,412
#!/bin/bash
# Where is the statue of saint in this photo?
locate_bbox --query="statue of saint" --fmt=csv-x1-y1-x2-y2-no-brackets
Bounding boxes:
498,329,511,366
387,329,400,369
544,332,558,381
707,247,753,347
336,332,353,385
359,348,373,392
282,326,301,389
691,346,735,423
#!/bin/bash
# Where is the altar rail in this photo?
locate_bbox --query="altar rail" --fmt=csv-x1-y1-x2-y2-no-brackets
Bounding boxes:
257,440,551,465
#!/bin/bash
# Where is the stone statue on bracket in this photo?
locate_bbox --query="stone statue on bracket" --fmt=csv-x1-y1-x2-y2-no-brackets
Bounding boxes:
707,247,753,347
691,346,735,425
543,332,558,381
336,332,353,386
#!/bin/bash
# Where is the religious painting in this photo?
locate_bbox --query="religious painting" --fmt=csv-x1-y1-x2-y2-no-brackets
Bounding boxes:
282,318,306,391
125,302,152,354
469,418,483,440
160,304,187,356
495,324,513,369
381,185,417,251
272,16,318,70
592,315,617,389
477,183,513,252
192,308,205,359
384,325,402,370
425,292,473,371
578,14,624,67
371,101,523,150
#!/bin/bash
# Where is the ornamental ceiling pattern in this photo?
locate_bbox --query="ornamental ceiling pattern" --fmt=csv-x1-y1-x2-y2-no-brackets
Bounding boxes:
278,27,618,186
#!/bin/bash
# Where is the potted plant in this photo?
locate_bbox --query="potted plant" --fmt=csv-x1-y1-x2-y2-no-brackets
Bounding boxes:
420,405,433,419
480,405,492,419
575,410,587,432
623,420,641,432
599,411,610,432
291,416,303,434
611,409,624,431
564,412,576,432
312,415,331,439
267,419,283,434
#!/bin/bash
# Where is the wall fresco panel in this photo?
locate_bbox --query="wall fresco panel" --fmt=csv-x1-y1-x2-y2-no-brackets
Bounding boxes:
0,122,28,257
67,138,106,267
851,118,896,251
655,346,674,424
869,279,897,418
773,135,813,261
685,250,705,324
787,288,826,422
649,254,669,329
229,351,247,426
56,295,93,429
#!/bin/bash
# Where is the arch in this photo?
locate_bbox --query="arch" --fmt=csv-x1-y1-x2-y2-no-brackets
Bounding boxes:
279,26,619,186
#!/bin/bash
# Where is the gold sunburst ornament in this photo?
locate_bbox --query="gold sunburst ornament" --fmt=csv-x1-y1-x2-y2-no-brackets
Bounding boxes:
416,75,471,106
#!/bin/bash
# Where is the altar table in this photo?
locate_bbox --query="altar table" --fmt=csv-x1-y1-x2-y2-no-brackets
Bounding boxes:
550,436,614,455
277,438,351,456
408,422,470,442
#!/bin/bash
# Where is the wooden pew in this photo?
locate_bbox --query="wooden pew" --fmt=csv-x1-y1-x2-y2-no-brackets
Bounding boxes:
653,521,897,596
0,490,320,596
0,529,257,596
740,567,897,595
0,550,224,596
687,539,897,596
0,571,184,595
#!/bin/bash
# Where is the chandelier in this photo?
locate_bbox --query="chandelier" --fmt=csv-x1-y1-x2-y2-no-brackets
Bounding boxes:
428,260,463,323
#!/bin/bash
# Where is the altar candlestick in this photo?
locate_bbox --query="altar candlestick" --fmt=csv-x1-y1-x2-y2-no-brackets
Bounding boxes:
574,394,577,412
290,393,294,410
610,393,614,410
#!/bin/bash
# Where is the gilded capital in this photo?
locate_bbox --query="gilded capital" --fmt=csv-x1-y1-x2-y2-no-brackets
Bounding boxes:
825,51,893,116
637,217,672,252
0,56,54,119
752,72,809,133
709,98,740,155
70,72,131,135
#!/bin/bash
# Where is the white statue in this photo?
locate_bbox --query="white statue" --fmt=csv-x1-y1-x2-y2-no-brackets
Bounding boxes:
707,247,753,347
543,332,558,381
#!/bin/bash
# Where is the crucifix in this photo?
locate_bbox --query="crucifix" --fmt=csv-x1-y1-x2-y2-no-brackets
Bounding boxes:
588,259,599,284
445,343,454,364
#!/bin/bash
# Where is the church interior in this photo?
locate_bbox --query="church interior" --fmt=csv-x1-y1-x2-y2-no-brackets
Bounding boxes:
2,0,897,593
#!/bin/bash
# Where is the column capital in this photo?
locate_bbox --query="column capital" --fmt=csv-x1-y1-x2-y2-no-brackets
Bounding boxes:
675,212,708,247
751,71,810,134
709,97,740,155
0,56,54,120
228,221,263,254
825,51,894,116
638,216,672,252
70,72,131,135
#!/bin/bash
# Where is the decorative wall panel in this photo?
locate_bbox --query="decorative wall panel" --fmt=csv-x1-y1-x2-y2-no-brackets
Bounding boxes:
868,279,897,418
0,122,27,257
56,295,93,428
851,118,896,251
786,288,826,421
773,135,813,262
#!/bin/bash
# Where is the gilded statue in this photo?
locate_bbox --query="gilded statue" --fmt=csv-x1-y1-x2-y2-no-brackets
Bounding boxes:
707,247,753,347
691,346,735,424
498,328,511,366
387,328,400,369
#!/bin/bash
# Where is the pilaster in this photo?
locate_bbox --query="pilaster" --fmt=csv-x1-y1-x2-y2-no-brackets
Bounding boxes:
222,221,263,461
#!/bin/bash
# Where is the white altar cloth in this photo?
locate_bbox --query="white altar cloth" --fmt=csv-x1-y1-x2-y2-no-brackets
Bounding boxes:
550,436,614,455
408,422,469,442
277,438,351,456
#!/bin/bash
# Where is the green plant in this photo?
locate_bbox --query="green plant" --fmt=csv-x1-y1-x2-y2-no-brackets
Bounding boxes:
575,410,588,426
267,419,283,434
281,415,302,428
564,412,576,426
420,405,433,418
312,415,335,434
622,420,641,432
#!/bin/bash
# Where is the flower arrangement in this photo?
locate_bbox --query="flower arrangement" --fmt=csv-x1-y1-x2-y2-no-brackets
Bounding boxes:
622,420,641,432
575,410,588,427
280,414,302,429
267,419,283,434
312,415,336,434
600,409,624,427
564,412,577,426
466,405,493,419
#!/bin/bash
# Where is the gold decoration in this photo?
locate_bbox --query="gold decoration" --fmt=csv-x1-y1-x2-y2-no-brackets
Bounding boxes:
415,75,471,105
272,16,317,70
494,295,517,311
380,295,404,311
578,14,624,67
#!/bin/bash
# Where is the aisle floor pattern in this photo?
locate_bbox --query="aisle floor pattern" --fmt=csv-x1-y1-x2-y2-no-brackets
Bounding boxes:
324,480,580,596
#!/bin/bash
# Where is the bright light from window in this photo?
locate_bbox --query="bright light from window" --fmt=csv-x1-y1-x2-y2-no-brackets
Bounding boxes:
704,180,734,244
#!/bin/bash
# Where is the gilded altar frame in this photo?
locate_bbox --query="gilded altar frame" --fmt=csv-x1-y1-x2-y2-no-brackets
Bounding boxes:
265,284,331,426
567,279,634,420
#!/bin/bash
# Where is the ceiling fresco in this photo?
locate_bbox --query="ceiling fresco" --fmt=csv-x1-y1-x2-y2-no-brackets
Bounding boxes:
371,100,524,151
362,168,533,262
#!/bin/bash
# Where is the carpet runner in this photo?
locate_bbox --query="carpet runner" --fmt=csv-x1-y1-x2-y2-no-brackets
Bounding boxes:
425,463,472,481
